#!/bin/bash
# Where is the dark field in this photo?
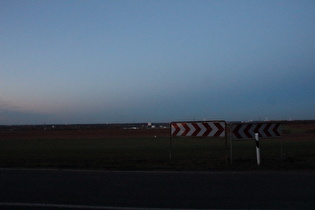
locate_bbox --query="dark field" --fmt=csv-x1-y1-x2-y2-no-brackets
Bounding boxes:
1,122,315,170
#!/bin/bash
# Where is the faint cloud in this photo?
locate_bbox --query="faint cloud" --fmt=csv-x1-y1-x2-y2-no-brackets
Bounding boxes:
0,98,54,125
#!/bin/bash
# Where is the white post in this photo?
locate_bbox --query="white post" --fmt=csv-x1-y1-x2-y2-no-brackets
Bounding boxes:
255,133,261,166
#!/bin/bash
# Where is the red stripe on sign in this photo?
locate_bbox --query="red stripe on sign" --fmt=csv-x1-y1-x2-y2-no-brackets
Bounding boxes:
253,124,262,137
181,123,190,136
264,123,271,137
202,122,212,137
214,122,224,137
172,123,180,136
192,123,201,136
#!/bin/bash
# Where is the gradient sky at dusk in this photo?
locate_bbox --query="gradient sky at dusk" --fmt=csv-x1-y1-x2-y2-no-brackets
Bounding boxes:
1,0,315,124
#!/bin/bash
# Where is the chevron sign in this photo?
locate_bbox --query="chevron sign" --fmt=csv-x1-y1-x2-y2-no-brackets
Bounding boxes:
170,121,226,137
232,123,282,140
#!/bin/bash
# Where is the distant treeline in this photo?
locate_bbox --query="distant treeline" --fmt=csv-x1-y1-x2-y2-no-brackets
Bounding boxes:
0,123,170,132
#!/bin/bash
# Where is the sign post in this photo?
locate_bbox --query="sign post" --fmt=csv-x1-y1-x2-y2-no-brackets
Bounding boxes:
230,126,233,164
169,136,172,161
170,121,226,162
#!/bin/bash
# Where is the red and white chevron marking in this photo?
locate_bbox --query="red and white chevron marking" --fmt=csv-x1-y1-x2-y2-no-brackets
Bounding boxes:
232,123,282,140
170,121,225,137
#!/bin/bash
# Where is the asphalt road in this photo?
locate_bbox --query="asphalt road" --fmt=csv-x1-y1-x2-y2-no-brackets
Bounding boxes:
1,169,315,209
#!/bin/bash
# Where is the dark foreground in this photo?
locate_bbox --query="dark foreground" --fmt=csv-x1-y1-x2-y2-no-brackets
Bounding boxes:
1,169,315,209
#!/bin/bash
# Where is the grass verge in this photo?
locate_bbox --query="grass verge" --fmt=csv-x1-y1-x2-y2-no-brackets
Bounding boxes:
0,136,314,171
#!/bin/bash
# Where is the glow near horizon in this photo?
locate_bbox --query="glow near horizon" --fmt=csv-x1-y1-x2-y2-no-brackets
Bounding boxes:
1,0,315,124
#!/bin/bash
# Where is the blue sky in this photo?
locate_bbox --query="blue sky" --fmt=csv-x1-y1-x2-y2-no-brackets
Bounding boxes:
1,0,315,124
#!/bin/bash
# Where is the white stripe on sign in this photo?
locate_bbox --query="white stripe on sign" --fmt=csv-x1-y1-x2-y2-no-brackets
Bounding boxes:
177,123,185,136
197,123,206,137
187,123,196,136
259,124,267,138
209,123,218,137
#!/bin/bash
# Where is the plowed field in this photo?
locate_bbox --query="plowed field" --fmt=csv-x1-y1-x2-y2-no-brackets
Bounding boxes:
1,128,169,140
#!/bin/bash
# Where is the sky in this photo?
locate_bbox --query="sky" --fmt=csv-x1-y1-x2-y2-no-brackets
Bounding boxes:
1,0,315,125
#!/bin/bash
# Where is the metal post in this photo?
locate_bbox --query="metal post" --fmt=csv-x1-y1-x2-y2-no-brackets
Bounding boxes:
255,133,261,166
280,136,283,161
169,137,172,162
225,131,228,164
230,125,233,164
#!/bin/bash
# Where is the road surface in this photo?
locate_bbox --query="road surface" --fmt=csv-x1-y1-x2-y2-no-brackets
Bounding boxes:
1,169,315,209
